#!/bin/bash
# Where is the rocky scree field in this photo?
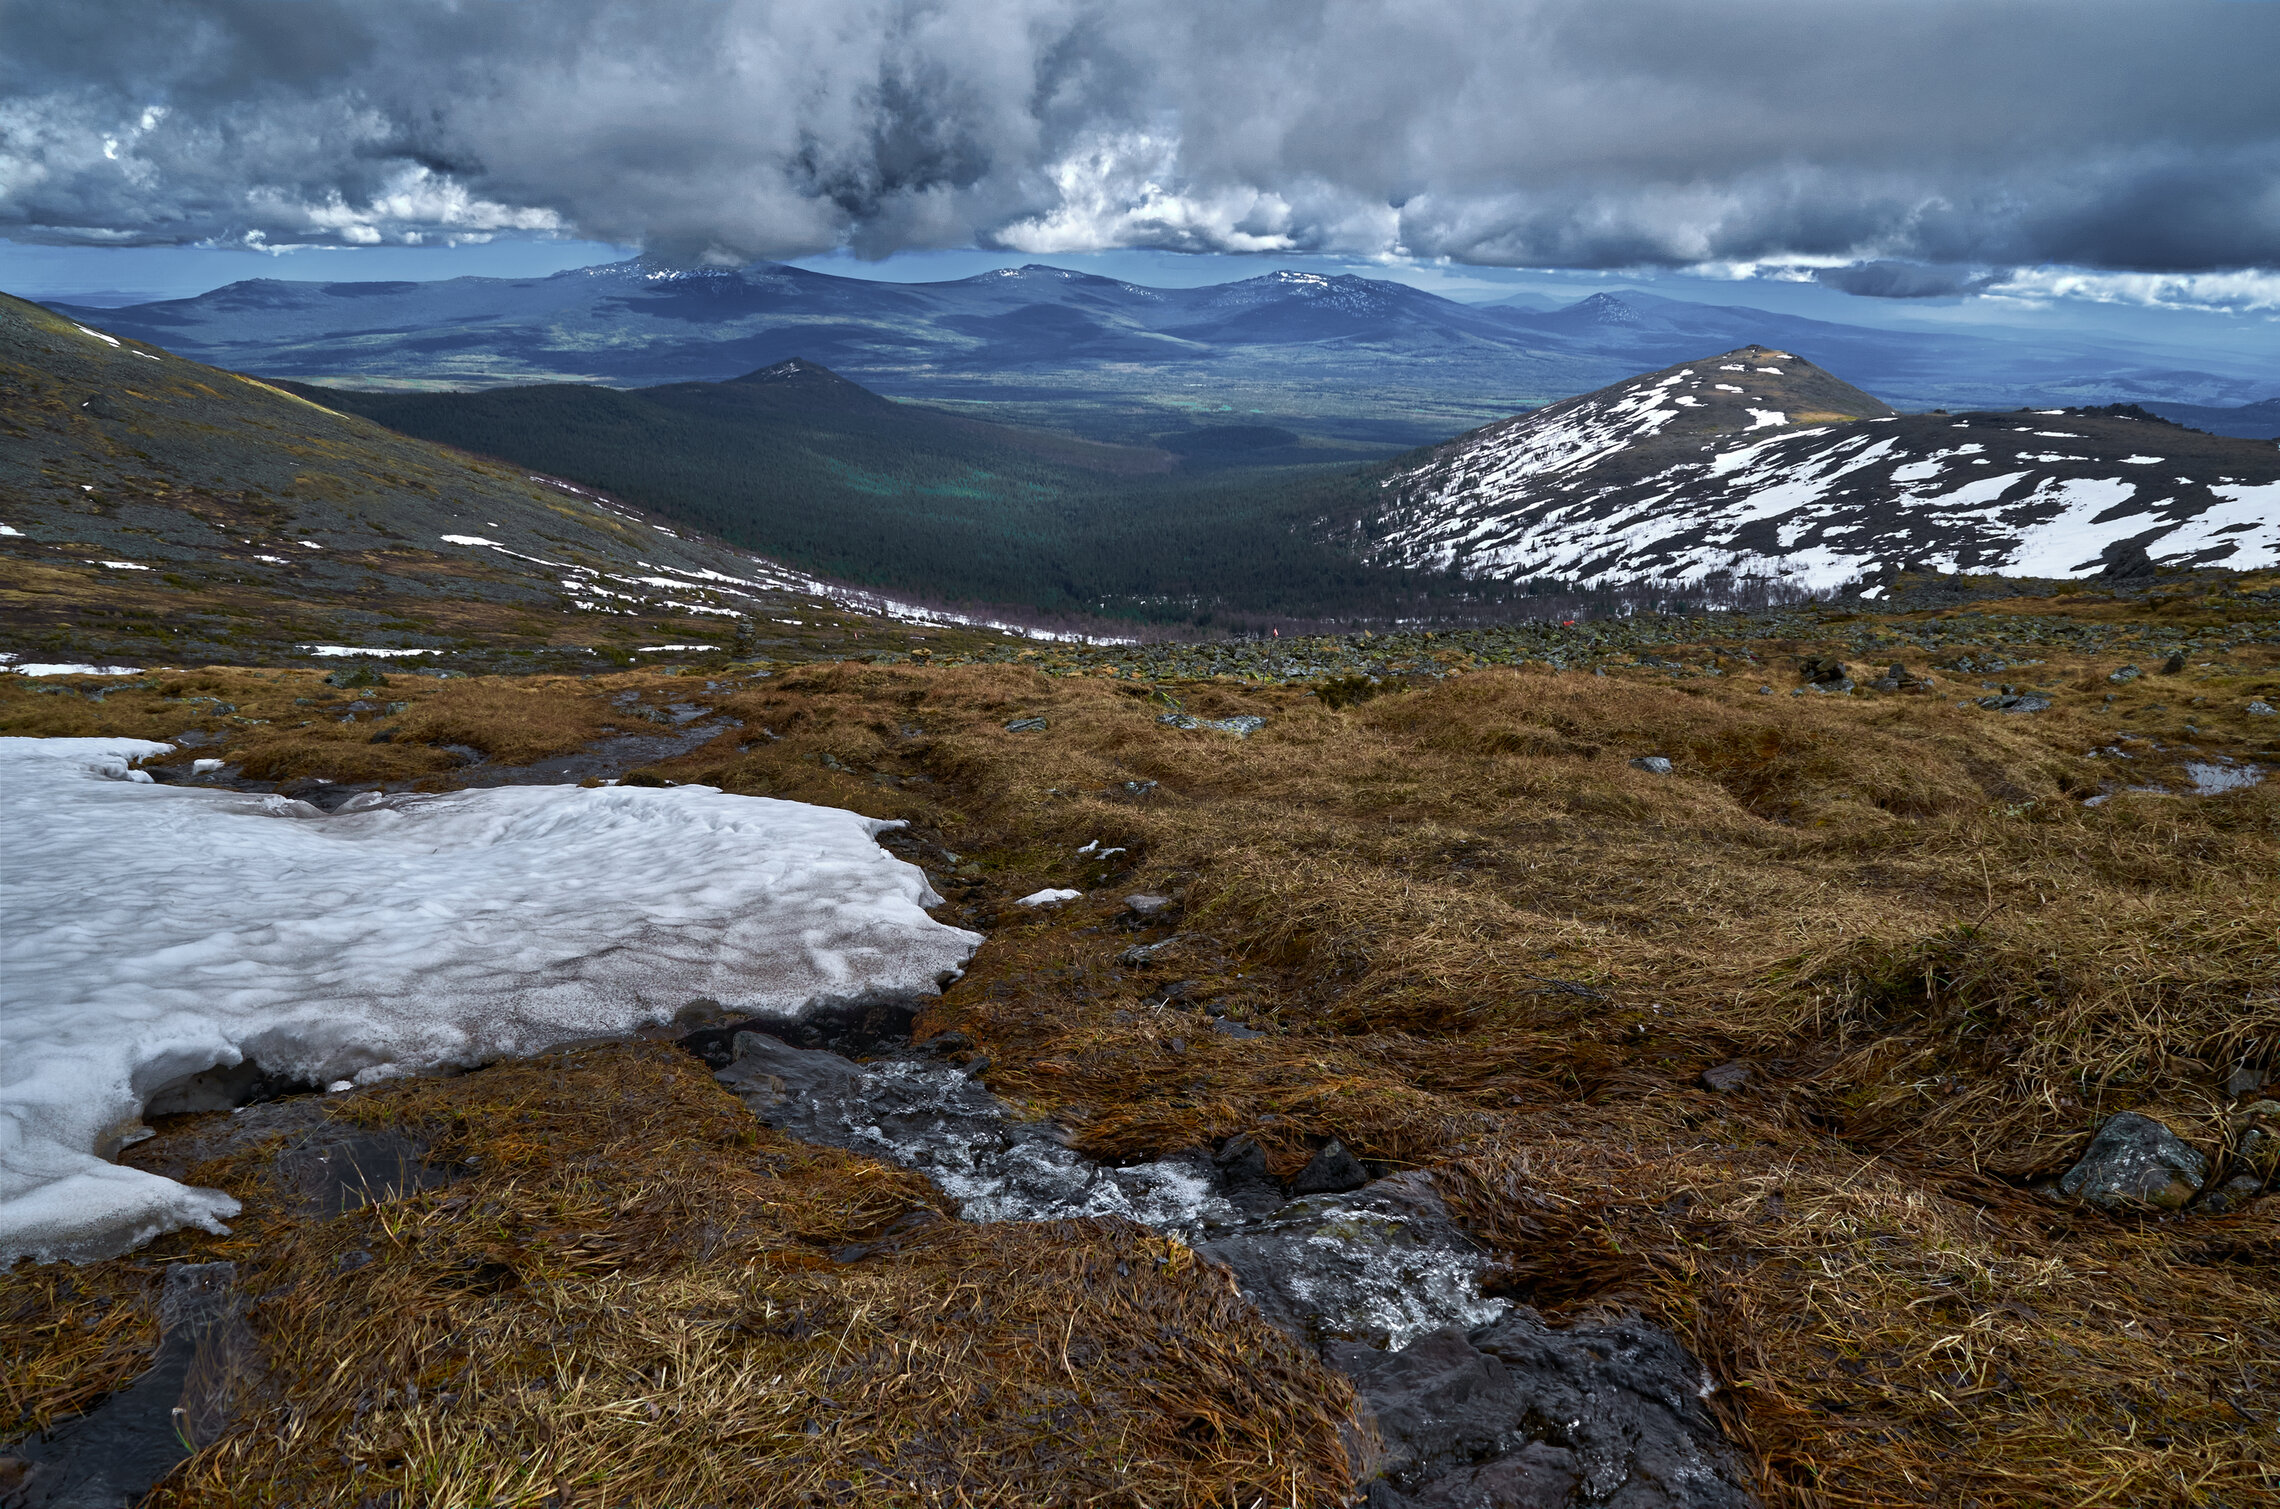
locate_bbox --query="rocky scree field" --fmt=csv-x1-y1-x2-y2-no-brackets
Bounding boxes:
3,579,2277,1508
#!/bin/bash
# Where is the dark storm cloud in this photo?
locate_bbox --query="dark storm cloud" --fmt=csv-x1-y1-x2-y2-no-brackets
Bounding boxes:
1813,262,2009,300
2,0,2274,275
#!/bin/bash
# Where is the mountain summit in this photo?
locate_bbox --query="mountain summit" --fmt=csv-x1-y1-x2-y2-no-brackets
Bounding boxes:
1361,349,2277,590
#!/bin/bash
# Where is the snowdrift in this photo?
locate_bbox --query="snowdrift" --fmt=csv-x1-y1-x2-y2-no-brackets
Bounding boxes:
0,738,981,1264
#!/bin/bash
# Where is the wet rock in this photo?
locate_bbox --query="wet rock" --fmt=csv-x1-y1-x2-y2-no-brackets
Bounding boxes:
1212,1135,1287,1217
1698,1061,1750,1094
715,1030,866,1118
7,1262,256,1508
1630,756,1674,775
275,1129,462,1218
1199,1172,1507,1351
1003,716,1049,732
2057,1112,2208,1212
1292,1139,1370,1196
1337,1306,1754,1509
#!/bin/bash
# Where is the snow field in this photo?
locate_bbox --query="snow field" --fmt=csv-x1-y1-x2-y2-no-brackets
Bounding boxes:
0,738,981,1264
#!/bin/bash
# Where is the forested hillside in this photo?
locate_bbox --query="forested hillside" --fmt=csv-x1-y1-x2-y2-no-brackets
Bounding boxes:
289,362,1475,624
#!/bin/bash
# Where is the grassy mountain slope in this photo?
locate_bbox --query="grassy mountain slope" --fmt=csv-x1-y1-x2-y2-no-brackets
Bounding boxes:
0,294,1001,669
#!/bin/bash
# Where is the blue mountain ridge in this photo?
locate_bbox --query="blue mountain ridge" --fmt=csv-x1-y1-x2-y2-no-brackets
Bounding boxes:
42,260,2272,451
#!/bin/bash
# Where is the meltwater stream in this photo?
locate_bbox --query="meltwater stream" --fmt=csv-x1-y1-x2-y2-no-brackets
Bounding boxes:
706,1029,1508,1353
702,1026,1761,1508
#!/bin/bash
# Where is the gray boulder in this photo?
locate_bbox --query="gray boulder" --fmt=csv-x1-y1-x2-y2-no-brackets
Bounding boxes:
2057,1112,2207,1212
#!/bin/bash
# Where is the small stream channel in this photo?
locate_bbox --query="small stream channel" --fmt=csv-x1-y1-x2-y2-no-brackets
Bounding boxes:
690,1019,1759,1509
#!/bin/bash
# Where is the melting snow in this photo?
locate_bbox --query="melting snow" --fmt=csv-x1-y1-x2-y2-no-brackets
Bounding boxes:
0,738,981,1264
73,325,121,347
1744,409,1786,431
299,645,440,657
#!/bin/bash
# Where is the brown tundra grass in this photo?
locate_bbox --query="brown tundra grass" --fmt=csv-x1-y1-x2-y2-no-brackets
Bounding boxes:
4,615,2277,1506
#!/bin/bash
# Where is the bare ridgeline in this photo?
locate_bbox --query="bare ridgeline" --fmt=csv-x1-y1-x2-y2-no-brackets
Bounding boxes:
2,295,2277,1508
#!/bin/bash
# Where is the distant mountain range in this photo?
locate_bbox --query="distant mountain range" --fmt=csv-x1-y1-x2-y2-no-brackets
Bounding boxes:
1360,348,2280,591
40,261,2276,451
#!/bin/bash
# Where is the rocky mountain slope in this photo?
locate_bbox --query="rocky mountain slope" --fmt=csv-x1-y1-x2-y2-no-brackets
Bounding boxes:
1358,347,2280,593
0,294,1009,670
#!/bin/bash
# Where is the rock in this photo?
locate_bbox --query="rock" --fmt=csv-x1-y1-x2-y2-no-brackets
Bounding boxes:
715,1031,867,1120
275,1129,462,1217
1210,1017,1265,1039
1211,1135,1286,1217
323,665,387,689
2057,1112,2208,1212
1978,692,2051,714
2097,540,2157,581
921,1030,973,1056
1118,936,1182,967
1336,1305,1755,1509
1003,716,1049,732
1159,712,1266,736
1756,685,1774,695
2232,1122,2277,1182
1120,778,1160,796
1123,893,1174,916
2107,665,2142,684
2194,1174,2265,1215
1630,756,1674,775
1291,1139,1370,1195
1698,1061,1750,1094
2160,652,2187,675
2248,700,2277,717
2224,1064,2269,1100
1798,655,1851,691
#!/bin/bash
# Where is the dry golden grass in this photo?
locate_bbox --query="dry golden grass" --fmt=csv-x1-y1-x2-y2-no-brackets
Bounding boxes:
7,1045,1359,1508
6,612,2278,1506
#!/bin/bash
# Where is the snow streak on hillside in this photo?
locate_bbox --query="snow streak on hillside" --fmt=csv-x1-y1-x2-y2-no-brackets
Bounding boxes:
1367,352,2280,591
0,739,980,1264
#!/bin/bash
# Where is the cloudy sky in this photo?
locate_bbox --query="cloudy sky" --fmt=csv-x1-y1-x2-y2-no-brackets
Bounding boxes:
3,0,2276,322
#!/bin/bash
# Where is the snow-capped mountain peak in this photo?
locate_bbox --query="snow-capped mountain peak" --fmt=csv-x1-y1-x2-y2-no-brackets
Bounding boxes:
1362,350,2279,589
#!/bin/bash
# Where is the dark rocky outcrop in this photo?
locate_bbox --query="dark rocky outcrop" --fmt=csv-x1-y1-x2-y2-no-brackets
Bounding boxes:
1338,1307,1755,1509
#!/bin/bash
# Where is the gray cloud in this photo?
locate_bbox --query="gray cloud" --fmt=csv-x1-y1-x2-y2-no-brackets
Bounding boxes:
3,0,2275,277
1813,262,2009,300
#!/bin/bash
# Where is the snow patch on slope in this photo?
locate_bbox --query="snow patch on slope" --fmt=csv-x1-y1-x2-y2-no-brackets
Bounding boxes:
0,738,981,1264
